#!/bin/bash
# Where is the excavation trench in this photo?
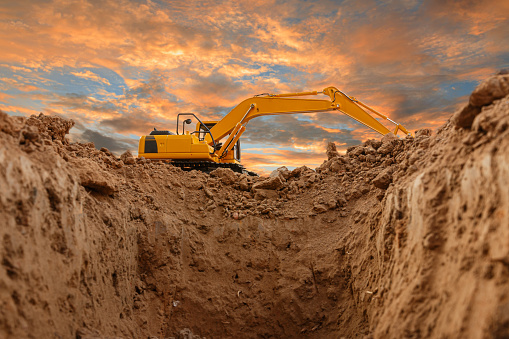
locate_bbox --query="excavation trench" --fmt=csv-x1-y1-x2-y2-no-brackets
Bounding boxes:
1,73,509,338
137,214,372,338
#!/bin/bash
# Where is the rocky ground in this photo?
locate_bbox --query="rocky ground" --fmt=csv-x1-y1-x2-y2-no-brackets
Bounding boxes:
0,73,508,338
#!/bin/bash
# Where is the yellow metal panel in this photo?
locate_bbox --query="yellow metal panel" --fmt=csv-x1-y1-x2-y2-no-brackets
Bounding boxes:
138,136,146,154
190,142,213,154
152,135,167,152
138,133,217,161
164,135,192,153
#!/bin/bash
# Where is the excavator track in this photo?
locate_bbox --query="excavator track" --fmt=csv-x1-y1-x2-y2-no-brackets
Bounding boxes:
168,161,257,176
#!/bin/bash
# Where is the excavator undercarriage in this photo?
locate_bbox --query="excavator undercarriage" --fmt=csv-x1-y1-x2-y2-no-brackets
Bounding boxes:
168,160,253,175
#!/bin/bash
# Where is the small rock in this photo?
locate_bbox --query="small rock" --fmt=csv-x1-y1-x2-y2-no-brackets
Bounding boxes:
377,133,398,155
73,158,119,195
252,176,284,190
365,146,377,155
210,167,237,185
326,198,337,209
100,147,115,157
289,165,313,178
326,142,340,160
337,196,347,207
269,166,290,181
177,328,204,339
415,128,432,137
120,150,136,165
238,177,250,191
348,145,364,157
365,139,382,149
278,166,291,180
178,189,186,200
376,189,385,201
452,105,481,129
253,189,279,200
470,74,509,107
366,154,376,163
204,187,214,199
313,203,328,214
20,125,40,143
423,232,442,250
329,159,343,172
453,74,509,129
373,167,393,189
76,327,101,339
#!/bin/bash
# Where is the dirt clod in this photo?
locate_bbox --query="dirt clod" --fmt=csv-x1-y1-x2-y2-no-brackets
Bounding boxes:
252,175,284,190
453,73,509,129
373,167,393,189
209,167,237,185
120,150,136,165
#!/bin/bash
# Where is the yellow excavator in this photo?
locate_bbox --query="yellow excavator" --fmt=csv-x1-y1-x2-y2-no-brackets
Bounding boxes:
138,87,411,173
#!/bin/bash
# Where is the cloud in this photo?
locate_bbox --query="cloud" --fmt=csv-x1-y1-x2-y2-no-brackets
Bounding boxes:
71,128,138,154
100,108,173,136
424,0,509,35
51,93,118,114
241,114,361,157
71,70,111,86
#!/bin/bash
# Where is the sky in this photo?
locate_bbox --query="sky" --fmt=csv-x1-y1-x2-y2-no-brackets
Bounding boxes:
0,0,508,174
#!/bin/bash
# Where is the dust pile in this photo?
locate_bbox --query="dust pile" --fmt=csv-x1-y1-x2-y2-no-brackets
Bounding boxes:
1,74,508,338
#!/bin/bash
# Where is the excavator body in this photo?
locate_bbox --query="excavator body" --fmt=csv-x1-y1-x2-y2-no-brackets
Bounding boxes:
138,118,243,172
138,86,411,173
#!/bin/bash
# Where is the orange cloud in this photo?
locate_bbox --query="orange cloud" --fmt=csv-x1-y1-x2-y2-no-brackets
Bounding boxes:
71,71,111,86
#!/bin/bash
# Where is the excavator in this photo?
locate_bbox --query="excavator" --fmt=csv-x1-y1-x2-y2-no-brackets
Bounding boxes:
138,87,411,173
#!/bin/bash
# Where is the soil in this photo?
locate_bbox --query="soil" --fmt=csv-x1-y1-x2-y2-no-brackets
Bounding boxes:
1,74,509,339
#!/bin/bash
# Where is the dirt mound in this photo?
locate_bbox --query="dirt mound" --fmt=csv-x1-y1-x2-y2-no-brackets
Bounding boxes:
1,74,508,338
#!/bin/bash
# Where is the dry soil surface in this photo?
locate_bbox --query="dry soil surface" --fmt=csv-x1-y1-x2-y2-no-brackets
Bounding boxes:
1,74,509,339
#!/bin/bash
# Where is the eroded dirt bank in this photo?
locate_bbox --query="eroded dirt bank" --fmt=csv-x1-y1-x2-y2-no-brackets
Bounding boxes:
1,74,509,338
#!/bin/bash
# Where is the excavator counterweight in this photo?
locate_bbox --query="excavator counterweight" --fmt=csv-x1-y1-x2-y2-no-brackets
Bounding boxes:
138,87,411,174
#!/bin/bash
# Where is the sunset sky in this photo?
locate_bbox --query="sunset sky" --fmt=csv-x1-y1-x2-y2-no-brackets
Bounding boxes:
1,0,508,174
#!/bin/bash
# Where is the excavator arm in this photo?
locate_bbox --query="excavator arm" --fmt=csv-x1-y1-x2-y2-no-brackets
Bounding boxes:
205,86,410,147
